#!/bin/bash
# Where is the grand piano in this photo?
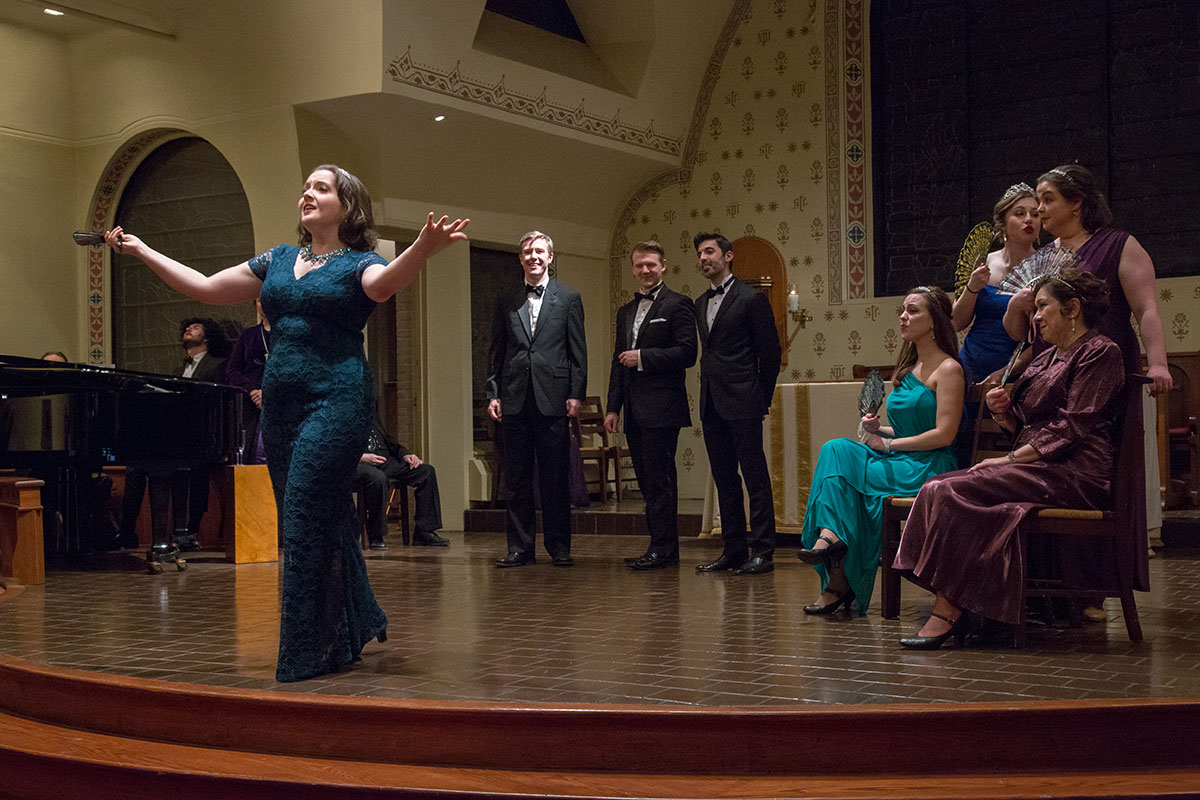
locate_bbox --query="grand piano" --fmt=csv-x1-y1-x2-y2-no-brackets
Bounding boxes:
0,354,243,570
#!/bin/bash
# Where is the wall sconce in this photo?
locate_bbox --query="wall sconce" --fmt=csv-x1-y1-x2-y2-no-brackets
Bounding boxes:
787,284,812,346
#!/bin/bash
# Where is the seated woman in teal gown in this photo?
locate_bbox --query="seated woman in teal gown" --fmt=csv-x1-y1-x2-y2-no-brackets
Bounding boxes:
105,167,468,682
797,286,963,616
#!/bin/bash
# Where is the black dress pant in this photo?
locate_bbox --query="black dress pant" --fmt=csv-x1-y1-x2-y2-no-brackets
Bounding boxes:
356,460,443,543
626,418,681,558
120,466,209,547
701,405,776,560
501,384,571,559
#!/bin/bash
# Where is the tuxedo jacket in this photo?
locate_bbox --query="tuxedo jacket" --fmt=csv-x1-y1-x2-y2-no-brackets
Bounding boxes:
182,352,227,384
366,419,415,478
606,286,696,429
694,277,781,420
486,279,587,417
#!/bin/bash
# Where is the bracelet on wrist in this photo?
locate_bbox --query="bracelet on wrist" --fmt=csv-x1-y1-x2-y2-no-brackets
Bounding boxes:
1006,450,1018,463
965,285,981,294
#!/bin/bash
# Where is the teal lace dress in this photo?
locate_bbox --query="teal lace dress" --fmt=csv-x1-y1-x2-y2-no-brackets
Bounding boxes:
800,371,957,614
249,244,389,682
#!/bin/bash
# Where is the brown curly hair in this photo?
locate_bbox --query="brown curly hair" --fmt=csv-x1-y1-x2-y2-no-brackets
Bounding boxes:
297,164,379,252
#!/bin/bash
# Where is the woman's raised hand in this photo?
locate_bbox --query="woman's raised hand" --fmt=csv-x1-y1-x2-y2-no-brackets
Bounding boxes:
1008,287,1034,316
416,213,470,258
103,226,144,257
984,385,1011,416
860,413,881,434
967,262,990,293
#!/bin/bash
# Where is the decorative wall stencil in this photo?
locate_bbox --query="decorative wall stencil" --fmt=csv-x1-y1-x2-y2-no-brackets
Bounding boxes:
848,330,862,355
884,327,898,353
386,48,681,156
1174,312,1189,343
813,331,826,357
1161,288,1174,303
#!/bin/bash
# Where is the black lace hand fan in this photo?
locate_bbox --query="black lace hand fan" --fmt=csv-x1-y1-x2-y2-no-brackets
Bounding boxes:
858,369,885,417
954,222,995,293
997,246,1080,295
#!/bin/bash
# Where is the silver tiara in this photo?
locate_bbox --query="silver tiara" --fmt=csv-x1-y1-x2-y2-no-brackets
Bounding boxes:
913,285,934,293
1048,167,1074,183
1001,182,1033,201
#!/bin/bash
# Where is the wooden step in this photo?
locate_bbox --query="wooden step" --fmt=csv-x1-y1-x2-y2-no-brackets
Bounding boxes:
0,654,1198,798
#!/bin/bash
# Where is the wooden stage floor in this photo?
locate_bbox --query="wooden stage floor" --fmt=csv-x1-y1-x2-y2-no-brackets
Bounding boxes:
2,529,1199,706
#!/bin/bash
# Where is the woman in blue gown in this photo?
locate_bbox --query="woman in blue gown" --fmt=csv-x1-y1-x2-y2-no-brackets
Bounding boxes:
796,286,963,616
105,165,468,681
950,184,1039,465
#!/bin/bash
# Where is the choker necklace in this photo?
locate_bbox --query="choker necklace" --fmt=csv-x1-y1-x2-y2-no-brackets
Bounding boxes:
300,243,349,266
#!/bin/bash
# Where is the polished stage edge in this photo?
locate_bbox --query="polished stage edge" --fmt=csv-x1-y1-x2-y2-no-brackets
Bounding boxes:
1,652,1199,800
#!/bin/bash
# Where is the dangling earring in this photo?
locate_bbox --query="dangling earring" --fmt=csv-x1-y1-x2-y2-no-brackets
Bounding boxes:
1071,316,1077,335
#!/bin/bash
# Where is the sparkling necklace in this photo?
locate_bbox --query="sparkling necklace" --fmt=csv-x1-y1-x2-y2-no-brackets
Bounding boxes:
300,243,350,266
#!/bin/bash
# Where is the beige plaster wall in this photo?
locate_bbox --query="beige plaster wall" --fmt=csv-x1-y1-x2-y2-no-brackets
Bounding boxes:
0,23,78,359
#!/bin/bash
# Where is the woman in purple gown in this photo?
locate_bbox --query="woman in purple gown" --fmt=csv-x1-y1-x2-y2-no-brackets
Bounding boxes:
1002,164,1167,608
893,268,1125,649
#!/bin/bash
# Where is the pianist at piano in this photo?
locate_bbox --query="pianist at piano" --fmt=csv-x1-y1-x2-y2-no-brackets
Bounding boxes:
116,316,230,554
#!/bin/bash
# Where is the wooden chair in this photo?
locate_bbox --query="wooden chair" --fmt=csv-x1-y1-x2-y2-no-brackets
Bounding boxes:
573,396,614,502
610,438,636,502
879,395,1012,618
880,375,1148,645
356,477,411,548
1164,360,1200,508
852,364,895,381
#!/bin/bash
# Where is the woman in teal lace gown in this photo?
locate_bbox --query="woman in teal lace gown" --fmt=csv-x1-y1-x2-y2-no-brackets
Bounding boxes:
105,165,468,681
797,286,962,615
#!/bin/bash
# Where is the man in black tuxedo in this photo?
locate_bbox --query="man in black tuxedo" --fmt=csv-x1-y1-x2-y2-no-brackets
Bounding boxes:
118,317,228,552
604,241,696,570
692,233,781,575
357,418,448,549
486,231,587,567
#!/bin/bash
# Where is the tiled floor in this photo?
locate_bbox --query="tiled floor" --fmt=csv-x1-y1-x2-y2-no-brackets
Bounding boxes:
2,531,1199,705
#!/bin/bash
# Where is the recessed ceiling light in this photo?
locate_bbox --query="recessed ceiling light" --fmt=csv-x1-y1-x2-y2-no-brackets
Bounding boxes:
43,8,65,15
434,115,446,122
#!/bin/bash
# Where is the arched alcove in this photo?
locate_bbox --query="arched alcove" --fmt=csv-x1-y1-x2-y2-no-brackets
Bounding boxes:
107,137,255,374
731,236,788,366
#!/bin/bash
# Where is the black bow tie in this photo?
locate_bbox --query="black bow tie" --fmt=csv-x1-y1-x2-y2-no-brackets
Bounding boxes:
712,284,727,296
525,283,545,297
634,291,656,301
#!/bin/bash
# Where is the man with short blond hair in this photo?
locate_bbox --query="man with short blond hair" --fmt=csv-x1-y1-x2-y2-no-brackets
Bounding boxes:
486,231,587,567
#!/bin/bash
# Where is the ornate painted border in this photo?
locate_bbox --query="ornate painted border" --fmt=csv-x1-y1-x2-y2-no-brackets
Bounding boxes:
83,128,190,364
606,0,752,318
386,48,681,158
842,0,867,299
823,0,843,305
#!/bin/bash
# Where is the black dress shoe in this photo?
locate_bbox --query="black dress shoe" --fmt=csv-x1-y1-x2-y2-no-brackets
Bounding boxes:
695,553,747,572
413,531,450,546
368,540,388,550
495,553,535,567
552,555,574,567
733,556,774,575
797,534,848,566
629,553,679,571
803,587,855,615
899,611,969,650
623,553,651,565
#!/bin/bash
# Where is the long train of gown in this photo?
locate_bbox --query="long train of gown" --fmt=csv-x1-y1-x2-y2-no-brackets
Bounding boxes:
893,331,1125,624
800,371,957,613
250,244,388,682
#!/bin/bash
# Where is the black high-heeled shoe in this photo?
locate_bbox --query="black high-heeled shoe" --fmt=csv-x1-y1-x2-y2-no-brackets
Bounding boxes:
803,587,855,615
899,611,968,650
797,534,849,566
377,629,388,644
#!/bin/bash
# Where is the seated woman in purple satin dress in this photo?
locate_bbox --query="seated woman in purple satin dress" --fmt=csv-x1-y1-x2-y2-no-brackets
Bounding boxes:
893,267,1125,649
